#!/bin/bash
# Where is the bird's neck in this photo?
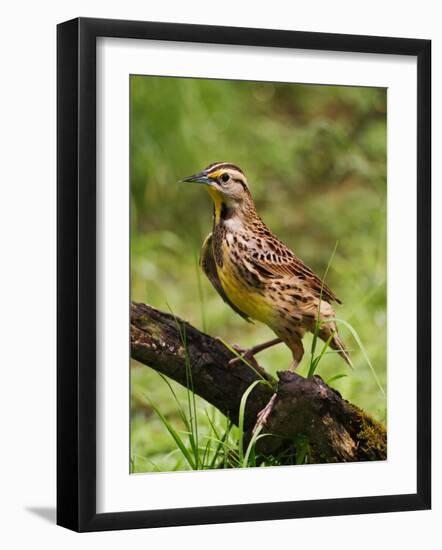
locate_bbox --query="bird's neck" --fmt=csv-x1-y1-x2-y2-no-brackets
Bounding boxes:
212,196,259,230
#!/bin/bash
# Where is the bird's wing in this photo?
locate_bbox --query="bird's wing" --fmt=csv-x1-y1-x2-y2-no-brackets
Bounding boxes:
200,233,253,323
246,235,341,305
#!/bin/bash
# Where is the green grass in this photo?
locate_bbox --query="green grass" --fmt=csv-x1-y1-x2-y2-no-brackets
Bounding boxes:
130,76,387,472
132,374,272,471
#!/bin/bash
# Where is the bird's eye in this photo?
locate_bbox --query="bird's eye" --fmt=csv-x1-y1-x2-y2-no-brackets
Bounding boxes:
220,173,230,183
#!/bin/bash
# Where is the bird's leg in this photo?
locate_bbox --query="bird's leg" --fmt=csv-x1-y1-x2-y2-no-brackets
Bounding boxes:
253,336,304,431
228,337,282,366
288,335,304,371
254,393,277,432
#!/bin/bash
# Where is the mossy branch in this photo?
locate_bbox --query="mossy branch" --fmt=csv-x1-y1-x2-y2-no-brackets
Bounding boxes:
131,301,386,463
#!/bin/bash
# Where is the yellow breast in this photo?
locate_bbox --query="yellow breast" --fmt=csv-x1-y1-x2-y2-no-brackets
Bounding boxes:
217,242,273,323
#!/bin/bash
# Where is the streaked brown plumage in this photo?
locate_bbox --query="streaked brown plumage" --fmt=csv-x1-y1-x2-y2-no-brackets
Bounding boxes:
183,162,352,369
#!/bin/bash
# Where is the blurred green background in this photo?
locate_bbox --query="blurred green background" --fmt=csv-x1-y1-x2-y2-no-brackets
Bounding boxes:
130,75,387,473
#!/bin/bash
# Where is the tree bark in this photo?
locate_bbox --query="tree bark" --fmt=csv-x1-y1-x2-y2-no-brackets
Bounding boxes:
131,301,386,463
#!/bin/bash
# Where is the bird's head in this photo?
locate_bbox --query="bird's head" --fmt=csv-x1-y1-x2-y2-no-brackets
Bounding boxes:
182,162,253,220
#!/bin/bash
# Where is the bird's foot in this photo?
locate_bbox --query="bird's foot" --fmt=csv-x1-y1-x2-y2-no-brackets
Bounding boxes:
213,338,259,368
228,345,260,368
216,337,282,368
253,393,277,432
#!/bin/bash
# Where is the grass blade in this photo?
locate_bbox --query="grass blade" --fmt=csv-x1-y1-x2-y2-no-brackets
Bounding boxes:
157,372,190,430
308,241,339,376
147,398,196,469
208,421,233,469
237,380,262,463
166,303,201,469
307,333,333,378
326,373,348,385
332,317,385,397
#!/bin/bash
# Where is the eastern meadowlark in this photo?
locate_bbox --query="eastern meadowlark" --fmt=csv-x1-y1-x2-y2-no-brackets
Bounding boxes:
182,162,352,371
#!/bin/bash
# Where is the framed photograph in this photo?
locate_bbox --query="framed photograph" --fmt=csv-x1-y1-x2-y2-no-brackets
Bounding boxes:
57,17,431,532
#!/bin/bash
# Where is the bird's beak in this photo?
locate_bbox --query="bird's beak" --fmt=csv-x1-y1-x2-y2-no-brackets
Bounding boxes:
181,171,214,186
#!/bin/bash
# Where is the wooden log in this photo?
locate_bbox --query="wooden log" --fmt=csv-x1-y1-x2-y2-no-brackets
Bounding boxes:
131,301,386,463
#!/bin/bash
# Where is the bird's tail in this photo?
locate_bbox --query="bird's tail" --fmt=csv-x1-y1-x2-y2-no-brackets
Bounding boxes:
331,333,353,369
319,324,353,369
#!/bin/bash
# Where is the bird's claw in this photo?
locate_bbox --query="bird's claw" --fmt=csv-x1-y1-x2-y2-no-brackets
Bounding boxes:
214,338,258,367
228,346,259,368
253,394,277,432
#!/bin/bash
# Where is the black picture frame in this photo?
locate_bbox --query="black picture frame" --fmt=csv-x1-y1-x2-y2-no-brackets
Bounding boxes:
57,17,431,532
